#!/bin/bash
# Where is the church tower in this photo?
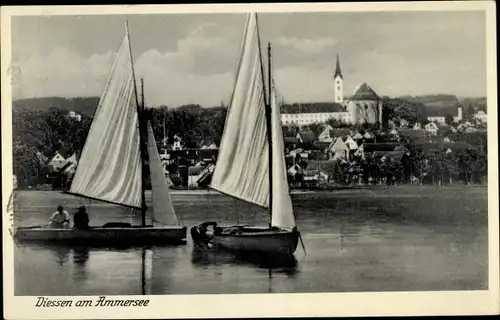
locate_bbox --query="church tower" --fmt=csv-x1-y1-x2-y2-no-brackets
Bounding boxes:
333,53,343,103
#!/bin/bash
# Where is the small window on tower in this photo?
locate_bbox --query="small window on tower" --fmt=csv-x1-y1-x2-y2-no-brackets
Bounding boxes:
337,86,340,91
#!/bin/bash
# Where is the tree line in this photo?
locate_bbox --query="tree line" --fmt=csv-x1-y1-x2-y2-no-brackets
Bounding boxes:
12,105,226,189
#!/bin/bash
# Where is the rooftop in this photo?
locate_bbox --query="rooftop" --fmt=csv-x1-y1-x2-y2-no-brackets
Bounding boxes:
281,102,346,114
363,143,401,153
349,83,380,101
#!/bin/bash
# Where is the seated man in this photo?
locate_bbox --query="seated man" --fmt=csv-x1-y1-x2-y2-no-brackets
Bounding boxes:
73,206,90,230
49,205,70,228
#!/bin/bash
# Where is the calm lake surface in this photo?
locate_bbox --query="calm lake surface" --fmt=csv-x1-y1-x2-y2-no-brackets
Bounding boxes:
12,186,488,295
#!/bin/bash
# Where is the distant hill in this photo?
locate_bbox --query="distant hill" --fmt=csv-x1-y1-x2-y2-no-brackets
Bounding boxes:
12,94,487,118
395,94,487,119
13,97,100,116
459,97,487,113
396,94,486,108
396,94,460,108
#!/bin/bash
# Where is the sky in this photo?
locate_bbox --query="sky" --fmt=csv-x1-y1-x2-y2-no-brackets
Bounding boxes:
11,10,487,107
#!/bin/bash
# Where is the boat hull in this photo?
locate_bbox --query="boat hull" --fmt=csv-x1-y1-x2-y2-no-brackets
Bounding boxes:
191,223,299,255
14,225,187,246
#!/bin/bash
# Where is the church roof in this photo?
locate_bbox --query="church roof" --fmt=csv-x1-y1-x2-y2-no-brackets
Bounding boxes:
334,53,343,79
349,83,380,101
281,102,346,114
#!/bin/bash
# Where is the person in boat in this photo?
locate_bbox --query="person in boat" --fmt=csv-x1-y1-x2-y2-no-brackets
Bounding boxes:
49,205,70,228
191,221,218,246
73,206,90,230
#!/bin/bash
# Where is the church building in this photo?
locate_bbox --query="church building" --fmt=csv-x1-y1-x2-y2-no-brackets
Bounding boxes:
280,54,383,127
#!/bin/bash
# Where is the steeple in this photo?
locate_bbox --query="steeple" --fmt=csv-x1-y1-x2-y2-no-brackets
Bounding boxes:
334,53,343,79
333,53,344,103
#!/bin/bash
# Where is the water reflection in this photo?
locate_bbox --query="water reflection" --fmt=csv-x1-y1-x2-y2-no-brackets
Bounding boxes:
191,247,299,277
51,245,71,266
73,246,90,264
72,246,90,283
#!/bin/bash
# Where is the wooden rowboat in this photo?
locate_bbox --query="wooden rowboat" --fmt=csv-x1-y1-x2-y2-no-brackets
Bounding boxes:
15,225,187,246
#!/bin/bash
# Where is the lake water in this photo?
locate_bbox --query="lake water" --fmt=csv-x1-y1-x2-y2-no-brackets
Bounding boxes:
12,186,488,295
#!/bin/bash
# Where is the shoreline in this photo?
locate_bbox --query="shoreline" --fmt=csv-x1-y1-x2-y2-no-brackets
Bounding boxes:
15,184,488,195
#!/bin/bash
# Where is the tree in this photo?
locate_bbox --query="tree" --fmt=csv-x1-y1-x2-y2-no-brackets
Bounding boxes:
443,152,459,185
413,151,429,187
303,123,324,137
457,149,475,186
427,149,446,185
326,118,350,128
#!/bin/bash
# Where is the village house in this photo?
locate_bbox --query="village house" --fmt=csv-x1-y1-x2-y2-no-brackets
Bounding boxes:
327,137,349,160
62,152,78,176
188,163,215,188
344,135,359,151
68,111,82,122
399,118,410,127
362,142,401,159
172,135,184,150
305,160,337,180
371,150,406,168
424,122,439,136
363,131,374,141
389,128,399,141
473,110,487,124
412,123,422,130
352,132,364,142
353,144,366,160
48,152,67,171
287,164,304,188
317,125,335,143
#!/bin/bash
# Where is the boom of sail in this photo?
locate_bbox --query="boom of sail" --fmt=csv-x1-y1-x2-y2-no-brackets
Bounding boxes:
209,13,296,230
68,32,142,209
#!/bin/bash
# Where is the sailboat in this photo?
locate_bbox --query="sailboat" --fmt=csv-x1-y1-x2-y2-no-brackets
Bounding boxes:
190,13,303,256
14,22,187,246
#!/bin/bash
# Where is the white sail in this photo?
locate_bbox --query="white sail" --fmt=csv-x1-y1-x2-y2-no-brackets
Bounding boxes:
209,13,269,207
270,86,296,229
146,121,179,226
69,32,142,209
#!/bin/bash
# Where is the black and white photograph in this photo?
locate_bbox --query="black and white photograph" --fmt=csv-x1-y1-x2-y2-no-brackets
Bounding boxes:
2,2,498,319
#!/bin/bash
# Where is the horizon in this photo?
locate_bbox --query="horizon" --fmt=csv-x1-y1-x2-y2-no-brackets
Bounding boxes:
11,11,487,106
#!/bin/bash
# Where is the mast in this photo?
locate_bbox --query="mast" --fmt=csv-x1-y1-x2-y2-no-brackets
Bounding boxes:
163,115,166,148
126,21,147,226
266,42,273,226
255,13,272,226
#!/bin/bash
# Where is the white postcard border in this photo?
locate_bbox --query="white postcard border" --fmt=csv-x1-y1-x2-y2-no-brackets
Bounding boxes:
2,2,498,319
